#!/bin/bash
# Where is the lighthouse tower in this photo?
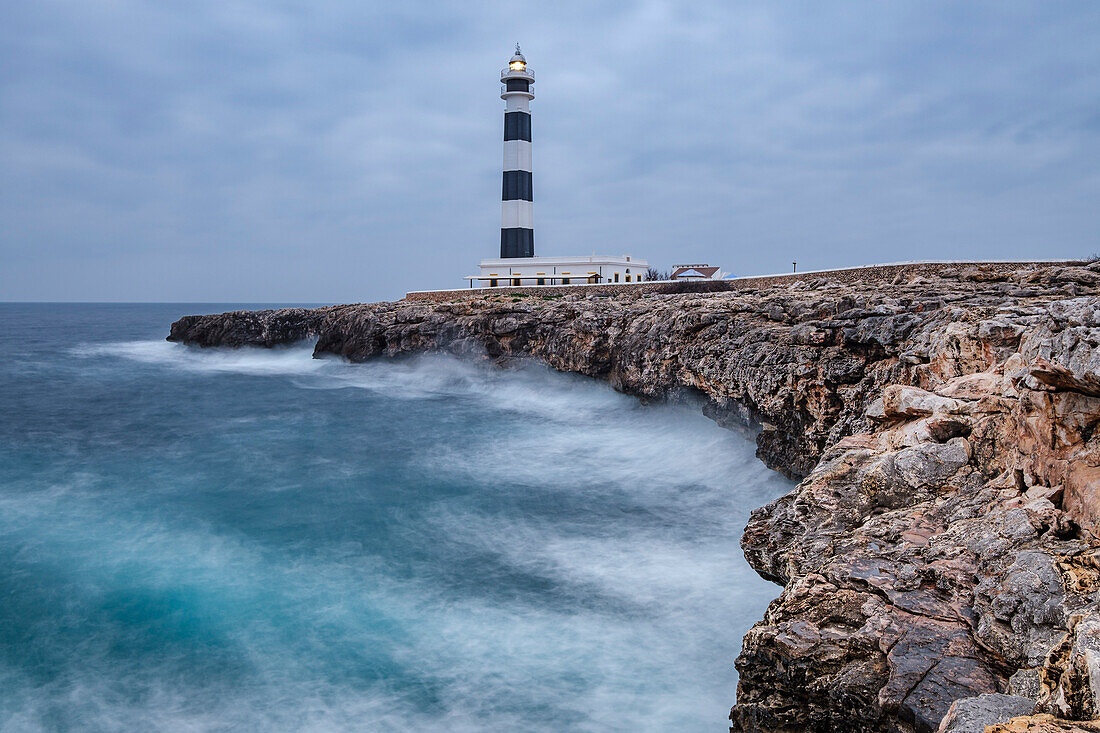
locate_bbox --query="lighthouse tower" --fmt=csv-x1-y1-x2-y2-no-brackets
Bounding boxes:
463,48,648,289
500,44,534,258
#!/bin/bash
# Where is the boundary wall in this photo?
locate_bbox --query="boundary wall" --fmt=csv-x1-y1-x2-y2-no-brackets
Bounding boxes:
404,260,1082,303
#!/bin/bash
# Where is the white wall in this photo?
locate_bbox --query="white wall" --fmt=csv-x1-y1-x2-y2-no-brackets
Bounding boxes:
503,140,532,171
500,201,534,229
476,257,648,287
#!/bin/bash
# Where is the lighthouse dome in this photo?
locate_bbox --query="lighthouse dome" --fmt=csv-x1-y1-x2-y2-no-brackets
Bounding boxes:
509,44,527,69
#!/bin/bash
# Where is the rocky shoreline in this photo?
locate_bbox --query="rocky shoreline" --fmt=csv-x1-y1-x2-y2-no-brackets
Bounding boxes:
168,262,1100,732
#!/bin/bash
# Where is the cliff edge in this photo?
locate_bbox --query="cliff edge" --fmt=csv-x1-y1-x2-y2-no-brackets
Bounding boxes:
168,262,1100,732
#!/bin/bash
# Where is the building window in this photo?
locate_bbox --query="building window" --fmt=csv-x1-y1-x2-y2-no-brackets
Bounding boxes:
562,278,570,285
489,279,498,287
512,278,521,287
537,278,545,285
626,275,631,282
614,273,620,282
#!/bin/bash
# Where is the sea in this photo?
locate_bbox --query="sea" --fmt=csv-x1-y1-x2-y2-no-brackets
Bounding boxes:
0,303,794,732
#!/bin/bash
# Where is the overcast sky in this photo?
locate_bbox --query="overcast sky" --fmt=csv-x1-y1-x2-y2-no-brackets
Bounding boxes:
2,1,1098,302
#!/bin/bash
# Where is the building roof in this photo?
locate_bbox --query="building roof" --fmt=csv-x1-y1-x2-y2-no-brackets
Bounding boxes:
479,254,647,267
670,266,721,279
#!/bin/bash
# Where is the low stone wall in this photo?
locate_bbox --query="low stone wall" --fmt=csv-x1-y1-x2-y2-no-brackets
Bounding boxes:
403,260,1081,303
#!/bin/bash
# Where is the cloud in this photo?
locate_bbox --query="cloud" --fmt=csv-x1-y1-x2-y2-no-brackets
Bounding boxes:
2,0,1098,300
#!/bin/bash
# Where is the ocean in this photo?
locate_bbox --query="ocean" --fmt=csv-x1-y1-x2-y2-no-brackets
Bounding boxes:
0,303,793,732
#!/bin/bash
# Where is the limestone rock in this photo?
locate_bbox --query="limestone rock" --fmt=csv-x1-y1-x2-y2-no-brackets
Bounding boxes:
986,715,1100,732
166,262,1100,733
883,385,963,418
937,694,1036,733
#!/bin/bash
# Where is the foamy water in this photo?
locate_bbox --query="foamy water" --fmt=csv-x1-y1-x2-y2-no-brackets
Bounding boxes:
0,304,793,732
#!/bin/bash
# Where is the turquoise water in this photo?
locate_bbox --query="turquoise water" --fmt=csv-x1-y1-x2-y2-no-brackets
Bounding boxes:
0,303,792,732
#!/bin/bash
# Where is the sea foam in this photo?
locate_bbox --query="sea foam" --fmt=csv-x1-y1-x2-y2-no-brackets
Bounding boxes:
5,320,793,732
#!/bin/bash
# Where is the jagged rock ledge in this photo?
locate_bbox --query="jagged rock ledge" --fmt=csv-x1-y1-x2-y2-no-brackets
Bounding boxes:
168,263,1100,732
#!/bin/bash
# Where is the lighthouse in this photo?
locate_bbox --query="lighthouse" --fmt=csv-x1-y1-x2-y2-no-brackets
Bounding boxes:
463,47,648,288
500,44,534,258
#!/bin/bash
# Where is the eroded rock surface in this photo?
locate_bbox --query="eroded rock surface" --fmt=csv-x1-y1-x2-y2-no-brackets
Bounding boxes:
987,715,1100,732
939,694,1036,733
168,263,1100,731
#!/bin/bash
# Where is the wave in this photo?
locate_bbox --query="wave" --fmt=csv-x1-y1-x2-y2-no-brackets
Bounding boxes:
24,336,796,731
72,340,632,419
71,340,329,376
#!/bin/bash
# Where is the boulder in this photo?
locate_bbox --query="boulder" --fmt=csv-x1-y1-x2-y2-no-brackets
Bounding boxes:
937,694,1036,733
883,385,963,418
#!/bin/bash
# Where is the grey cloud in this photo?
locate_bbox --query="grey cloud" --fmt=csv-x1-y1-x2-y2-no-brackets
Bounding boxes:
1,0,1098,301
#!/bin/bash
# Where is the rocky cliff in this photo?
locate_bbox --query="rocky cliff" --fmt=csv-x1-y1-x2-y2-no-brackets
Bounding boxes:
168,263,1100,732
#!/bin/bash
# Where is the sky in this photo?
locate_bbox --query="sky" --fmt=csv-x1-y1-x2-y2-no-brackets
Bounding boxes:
1,1,1098,302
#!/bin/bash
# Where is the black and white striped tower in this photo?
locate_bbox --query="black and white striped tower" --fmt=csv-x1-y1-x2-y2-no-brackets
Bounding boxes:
500,44,534,258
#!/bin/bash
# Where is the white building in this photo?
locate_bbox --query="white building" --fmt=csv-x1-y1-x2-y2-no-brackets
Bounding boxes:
469,254,649,288
465,46,648,289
